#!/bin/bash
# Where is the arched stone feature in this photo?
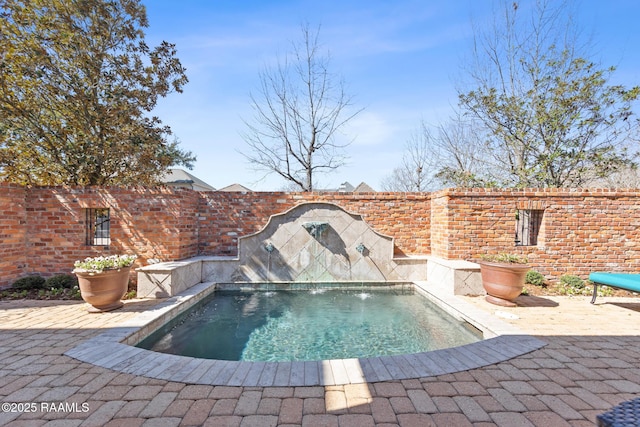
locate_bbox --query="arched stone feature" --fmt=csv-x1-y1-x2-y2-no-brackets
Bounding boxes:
142,202,430,296
230,202,404,283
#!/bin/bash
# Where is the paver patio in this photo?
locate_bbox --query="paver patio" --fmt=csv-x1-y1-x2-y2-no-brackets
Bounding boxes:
1,293,639,426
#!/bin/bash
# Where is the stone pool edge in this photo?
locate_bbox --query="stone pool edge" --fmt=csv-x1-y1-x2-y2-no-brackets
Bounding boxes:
64,281,546,386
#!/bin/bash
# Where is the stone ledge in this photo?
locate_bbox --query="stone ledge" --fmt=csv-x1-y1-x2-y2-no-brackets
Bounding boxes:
136,260,200,273
426,256,483,296
136,256,235,272
136,256,240,298
393,255,430,262
136,257,204,298
136,255,479,298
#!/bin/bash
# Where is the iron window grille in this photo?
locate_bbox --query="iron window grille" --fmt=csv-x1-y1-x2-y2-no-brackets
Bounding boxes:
86,208,110,246
515,209,543,246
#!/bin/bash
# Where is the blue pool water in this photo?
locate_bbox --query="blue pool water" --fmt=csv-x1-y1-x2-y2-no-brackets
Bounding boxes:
137,287,482,362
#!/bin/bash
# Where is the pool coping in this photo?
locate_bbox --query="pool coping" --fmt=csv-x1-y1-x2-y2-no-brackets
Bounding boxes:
64,281,546,386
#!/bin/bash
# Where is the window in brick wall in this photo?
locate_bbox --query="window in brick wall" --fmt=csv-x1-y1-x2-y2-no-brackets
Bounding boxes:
515,209,543,246
86,208,110,246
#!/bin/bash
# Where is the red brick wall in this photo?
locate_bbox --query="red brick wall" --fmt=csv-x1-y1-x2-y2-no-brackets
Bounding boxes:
431,188,640,279
0,184,202,287
1,184,639,288
429,192,450,259
0,183,27,285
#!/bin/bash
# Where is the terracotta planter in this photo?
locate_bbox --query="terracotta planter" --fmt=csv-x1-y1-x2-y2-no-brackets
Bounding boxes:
477,260,529,307
74,267,130,312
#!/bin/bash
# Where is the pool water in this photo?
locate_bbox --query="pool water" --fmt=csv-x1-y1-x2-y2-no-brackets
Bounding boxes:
137,288,482,362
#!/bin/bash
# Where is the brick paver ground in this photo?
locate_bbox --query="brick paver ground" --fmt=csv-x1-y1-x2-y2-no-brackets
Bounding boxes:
1,294,639,426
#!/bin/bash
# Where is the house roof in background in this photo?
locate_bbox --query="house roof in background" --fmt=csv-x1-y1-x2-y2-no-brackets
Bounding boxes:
158,172,374,193
353,182,376,192
317,181,376,192
337,182,355,192
160,168,216,191
218,183,253,192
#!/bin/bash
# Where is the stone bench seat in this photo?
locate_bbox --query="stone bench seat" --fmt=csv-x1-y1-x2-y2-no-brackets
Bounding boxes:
136,256,235,298
136,254,483,299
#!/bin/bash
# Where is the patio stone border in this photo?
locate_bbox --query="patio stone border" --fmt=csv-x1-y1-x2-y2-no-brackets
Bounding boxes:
64,281,546,386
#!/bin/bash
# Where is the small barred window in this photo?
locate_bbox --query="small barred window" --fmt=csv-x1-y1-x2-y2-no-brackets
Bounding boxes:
515,209,543,246
86,208,110,246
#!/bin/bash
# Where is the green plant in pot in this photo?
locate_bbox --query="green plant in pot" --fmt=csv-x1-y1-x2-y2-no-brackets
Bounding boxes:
477,253,529,307
73,254,137,312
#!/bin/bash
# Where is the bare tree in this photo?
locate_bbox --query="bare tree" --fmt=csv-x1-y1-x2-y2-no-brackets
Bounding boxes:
380,123,434,191
382,115,490,191
592,166,640,188
433,116,496,188
241,24,362,191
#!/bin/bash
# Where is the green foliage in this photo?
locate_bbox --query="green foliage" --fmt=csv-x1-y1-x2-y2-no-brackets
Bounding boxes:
598,286,615,297
559,275,585,289
0,0,195,185
12,275,46,290
1,285,81,300
49,287,65,297
73,255,137,273
525,270,546,286
480,253,528,264
457,1,639,188
556,275,592,296
44,274,78,289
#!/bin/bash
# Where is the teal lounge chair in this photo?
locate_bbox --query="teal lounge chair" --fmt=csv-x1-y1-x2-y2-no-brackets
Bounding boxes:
589,272,640,304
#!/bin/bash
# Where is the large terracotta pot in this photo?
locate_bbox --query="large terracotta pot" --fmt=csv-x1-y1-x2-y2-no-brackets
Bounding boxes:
478,260,529,307
74,267,130,312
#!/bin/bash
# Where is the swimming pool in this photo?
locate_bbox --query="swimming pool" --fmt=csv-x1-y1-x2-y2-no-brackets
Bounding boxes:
136,286,482,361
64,281,546,386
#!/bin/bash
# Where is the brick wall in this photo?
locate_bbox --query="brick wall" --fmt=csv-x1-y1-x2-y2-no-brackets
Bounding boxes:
1,183,639,288
0,183,27,285
29,186,201,266
431,188,640,279
0,184,202,287
429,192,450,259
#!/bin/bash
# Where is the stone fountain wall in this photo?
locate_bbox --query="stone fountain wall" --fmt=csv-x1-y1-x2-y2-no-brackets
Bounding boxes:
202,202,427,284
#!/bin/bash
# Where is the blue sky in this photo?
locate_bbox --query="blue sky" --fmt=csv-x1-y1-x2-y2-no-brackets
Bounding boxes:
144,1,640,191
